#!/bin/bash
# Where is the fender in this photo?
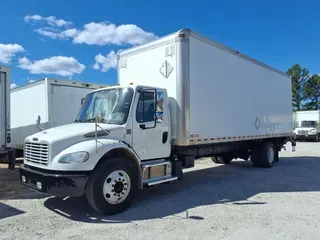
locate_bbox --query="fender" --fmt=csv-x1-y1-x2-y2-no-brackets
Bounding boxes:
50,139,141,172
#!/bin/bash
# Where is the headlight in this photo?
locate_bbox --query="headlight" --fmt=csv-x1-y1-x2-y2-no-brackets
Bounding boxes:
309,129,317,134
58,151,89,164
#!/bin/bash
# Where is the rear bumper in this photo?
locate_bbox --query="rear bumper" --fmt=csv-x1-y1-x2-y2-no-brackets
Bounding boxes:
19,164,90,197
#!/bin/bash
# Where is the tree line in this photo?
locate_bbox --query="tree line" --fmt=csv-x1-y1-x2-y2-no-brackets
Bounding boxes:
287,64,320,111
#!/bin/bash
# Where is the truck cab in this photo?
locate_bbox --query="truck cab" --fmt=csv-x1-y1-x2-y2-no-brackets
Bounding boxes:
20,85,176,215
293,110,320,141
294,120,320,141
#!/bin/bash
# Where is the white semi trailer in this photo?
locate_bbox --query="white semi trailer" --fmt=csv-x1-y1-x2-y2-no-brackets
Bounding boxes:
20,29,295,215
0,65,15,169
293,110,320,141
10,78,106,157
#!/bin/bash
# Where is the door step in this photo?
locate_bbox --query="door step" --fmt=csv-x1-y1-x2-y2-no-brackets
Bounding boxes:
143,175,178,186
141,159,170,168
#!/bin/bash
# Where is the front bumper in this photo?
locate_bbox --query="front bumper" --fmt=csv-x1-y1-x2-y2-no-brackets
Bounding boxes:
19,164,90,197
295,134,317,140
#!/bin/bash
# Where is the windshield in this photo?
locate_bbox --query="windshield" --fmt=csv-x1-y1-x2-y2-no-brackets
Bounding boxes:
76,87,133,125
300,121,316,128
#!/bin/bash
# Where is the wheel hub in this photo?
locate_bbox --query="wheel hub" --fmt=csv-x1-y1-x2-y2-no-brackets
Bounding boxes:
114,181,124,193
102,170,131,205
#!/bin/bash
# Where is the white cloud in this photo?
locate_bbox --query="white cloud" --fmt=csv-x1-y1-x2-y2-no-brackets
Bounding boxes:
93,50,117,72
10,83,18,89
72,22,157,46
35,28,78,40
61,28,78,38
25,15,157,46
0,43,25,64
18,56,85,77
24,15,72,27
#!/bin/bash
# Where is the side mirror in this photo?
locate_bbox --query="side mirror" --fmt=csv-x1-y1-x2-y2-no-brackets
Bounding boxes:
81,98,85,105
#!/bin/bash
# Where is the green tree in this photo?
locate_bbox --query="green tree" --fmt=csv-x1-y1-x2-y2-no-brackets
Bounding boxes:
302,74,320,110
286,64,309,111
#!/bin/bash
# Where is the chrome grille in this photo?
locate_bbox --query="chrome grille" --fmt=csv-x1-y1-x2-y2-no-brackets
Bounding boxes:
24,142,49,165
298,130,308,135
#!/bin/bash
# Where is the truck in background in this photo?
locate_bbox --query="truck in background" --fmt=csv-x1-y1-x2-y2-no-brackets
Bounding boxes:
11,78,106,157
0,65,15,169
293,110,320,141
20,28,295,215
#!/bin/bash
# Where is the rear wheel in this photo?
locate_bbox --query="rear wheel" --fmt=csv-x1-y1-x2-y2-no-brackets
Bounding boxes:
251,141,276,168
86,157,138,215
212,155,233,164
259,141,276,168
251,143,261,167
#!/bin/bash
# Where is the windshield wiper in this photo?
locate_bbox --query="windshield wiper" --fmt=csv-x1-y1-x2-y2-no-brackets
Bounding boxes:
82,118,107,123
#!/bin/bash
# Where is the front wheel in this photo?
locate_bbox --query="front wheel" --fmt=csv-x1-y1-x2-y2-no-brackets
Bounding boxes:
85,157,138,215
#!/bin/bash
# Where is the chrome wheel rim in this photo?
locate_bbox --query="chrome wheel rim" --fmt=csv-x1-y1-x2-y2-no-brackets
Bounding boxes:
102,170,131,204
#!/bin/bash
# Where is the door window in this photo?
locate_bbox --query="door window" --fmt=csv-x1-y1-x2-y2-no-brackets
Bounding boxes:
136,91,156,123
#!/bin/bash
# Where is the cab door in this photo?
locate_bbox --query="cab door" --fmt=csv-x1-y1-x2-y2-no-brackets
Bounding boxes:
132,88,171,160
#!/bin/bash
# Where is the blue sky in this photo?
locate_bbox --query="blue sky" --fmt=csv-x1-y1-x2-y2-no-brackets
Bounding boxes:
1,0,319,88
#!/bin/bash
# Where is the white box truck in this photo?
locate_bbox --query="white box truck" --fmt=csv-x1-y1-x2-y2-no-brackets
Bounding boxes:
0,65,15,169
20,28,295,215
11,78,106,156
293,110,320,141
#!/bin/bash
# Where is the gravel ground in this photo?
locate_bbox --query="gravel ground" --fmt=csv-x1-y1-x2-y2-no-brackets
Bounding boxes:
1,142,320,240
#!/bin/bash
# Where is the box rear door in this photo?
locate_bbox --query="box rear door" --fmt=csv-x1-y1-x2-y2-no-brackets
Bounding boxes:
0,71,7,149
50,85,94,127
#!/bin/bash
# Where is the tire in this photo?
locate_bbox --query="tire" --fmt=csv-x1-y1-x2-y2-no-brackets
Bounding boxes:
250,143,262,167
85,157,138,215
259,141,276,168
215,155,233,164
211,157,220,163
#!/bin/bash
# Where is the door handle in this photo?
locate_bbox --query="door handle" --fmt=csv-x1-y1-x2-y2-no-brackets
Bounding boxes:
139,124,146,130
162,132,168,144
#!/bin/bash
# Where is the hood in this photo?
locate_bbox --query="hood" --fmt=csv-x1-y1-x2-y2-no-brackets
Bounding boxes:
25,122,125,144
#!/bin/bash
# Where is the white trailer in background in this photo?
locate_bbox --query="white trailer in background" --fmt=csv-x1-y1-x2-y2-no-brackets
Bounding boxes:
0,65,15,169
293,110,320,141
20,28,295,215
11,78,106,156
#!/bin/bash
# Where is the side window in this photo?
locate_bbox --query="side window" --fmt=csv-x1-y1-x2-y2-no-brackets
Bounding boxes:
136,91,156,123
156,91,164,123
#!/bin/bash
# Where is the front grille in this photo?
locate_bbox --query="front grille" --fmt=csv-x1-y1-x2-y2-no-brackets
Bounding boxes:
298,130,308,135
24,142,49,166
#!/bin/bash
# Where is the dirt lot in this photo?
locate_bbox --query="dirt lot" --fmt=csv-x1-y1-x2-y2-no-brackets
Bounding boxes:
1,142,320,240
0,159,34,200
